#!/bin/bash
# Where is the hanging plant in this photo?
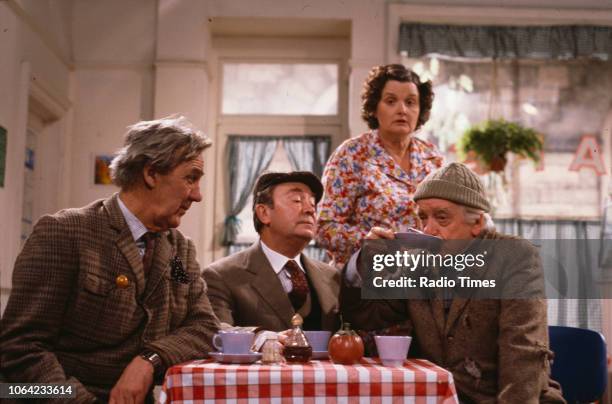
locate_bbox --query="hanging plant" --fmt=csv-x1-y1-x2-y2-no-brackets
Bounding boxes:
458,119,543,172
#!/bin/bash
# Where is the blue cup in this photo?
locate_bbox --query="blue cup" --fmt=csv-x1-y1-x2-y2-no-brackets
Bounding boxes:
304,330,331,351
212,331,254,354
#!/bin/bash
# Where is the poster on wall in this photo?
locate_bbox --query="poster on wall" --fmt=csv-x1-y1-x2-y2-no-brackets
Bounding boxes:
0,126,6,187
94,154,113,185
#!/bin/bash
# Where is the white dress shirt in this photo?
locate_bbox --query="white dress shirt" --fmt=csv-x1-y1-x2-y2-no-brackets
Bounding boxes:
117,196,149,257
260,240,306,293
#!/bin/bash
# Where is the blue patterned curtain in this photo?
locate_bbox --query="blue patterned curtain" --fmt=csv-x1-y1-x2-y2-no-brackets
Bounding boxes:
223,136,278,245
399,23,612,60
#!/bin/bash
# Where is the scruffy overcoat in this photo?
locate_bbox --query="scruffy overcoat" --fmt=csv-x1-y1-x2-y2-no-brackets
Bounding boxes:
342,231,565,403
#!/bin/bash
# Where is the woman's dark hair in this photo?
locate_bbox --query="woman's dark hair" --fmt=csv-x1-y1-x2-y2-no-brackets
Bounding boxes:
361,64,434,130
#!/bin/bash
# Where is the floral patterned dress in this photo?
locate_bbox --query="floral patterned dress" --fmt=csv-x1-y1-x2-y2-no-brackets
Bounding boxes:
316,130,443,267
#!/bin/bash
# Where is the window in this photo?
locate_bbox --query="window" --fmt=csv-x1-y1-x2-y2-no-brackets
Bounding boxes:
222,63,338,115
404,55,609,219
234,142,293,243
216,55,344,262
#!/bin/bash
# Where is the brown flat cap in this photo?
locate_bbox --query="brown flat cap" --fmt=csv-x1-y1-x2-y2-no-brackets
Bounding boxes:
253,171,324,203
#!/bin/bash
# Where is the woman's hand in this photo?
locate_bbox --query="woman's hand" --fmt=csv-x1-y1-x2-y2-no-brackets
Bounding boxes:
365,227,395,240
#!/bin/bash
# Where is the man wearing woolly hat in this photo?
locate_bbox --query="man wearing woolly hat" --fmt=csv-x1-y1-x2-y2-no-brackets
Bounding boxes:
341,163,565,403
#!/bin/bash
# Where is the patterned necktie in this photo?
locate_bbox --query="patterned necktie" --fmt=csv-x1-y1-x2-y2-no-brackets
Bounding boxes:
141,232,157,275
284,260,310,310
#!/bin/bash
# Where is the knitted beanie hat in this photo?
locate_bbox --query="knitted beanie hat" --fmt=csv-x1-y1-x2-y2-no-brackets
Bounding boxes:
413,162,491,212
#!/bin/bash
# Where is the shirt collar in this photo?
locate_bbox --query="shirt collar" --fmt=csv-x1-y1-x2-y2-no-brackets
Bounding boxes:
117,196,148,242
260,239,305,275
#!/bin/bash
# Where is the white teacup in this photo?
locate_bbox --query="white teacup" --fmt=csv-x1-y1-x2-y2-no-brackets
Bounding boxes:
212,331,254,354
304,330,332,352
375,335,411,366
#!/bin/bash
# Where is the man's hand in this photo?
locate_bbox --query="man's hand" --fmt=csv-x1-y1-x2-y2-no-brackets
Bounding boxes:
109,356,154,404
365,227,395,240
277,329,292,345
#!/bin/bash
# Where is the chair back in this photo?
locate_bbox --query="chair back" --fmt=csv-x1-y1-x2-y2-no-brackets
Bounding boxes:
548,325,608,403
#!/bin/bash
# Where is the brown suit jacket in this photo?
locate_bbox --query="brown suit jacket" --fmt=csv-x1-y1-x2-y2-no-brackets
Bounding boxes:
342,231,565,404
203,242,340,332
0,194,220,403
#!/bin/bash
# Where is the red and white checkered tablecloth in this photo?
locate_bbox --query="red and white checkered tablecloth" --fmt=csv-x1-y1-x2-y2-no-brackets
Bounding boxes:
160,358,458,403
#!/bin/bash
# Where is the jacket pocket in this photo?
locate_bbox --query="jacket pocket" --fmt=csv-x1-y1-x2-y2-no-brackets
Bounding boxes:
82,273,113,296
65,273,141,345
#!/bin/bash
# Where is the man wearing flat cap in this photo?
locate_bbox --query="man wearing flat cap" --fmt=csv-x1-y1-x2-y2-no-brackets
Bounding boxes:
341,163,565,403
203,171,340,333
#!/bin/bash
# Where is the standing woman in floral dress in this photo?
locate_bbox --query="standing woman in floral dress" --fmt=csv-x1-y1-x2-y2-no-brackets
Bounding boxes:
316,64,443,268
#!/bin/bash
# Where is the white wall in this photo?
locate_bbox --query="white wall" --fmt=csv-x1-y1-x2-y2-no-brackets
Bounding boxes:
70,69,151,207
0,0,72,314
68,0,156,208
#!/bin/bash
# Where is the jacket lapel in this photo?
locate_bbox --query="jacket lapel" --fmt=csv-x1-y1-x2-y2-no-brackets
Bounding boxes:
302,255,337,317
444,298,471,335
141,231,173,302
104,194,146,296
247,243,294,328
428,298,447,338
444,238,494,335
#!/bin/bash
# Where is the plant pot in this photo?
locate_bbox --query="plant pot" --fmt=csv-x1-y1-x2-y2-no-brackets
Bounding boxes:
489,154,507,172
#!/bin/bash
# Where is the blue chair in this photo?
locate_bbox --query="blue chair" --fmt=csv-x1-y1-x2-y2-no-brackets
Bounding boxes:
548,325,608,403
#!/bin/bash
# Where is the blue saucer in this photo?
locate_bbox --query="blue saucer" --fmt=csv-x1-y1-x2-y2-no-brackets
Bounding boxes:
209,351,262,364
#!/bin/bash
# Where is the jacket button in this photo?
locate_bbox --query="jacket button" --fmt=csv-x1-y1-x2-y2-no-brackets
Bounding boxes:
116,274,129,288
447,335,454,342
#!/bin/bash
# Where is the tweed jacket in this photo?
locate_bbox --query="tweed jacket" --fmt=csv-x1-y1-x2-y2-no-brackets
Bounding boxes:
341,231,565,404
0,194,220,403
203,242,340,332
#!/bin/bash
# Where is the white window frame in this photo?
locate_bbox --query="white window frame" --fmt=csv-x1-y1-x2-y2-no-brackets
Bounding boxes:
208,35,350,260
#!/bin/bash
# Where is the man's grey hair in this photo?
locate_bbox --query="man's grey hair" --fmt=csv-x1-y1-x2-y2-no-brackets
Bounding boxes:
463,206,495,232
110,115,212,190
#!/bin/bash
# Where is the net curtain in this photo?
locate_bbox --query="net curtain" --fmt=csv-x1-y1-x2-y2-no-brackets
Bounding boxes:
399,23,612,61
223,135,331,249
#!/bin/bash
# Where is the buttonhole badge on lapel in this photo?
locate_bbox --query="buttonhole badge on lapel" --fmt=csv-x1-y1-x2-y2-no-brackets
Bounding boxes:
116,274,130,288
170,256,190,284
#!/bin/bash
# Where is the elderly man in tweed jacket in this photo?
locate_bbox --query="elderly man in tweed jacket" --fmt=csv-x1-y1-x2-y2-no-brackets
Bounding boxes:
1,116,221,403
341,163,565,403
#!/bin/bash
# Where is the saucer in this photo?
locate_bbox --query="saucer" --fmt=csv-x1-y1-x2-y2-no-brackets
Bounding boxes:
312,350,329,359
209,351,262,364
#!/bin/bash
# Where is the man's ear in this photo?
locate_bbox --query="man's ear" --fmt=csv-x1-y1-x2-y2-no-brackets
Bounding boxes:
143,164,157,189
471,213,485,237
255,204,272,226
